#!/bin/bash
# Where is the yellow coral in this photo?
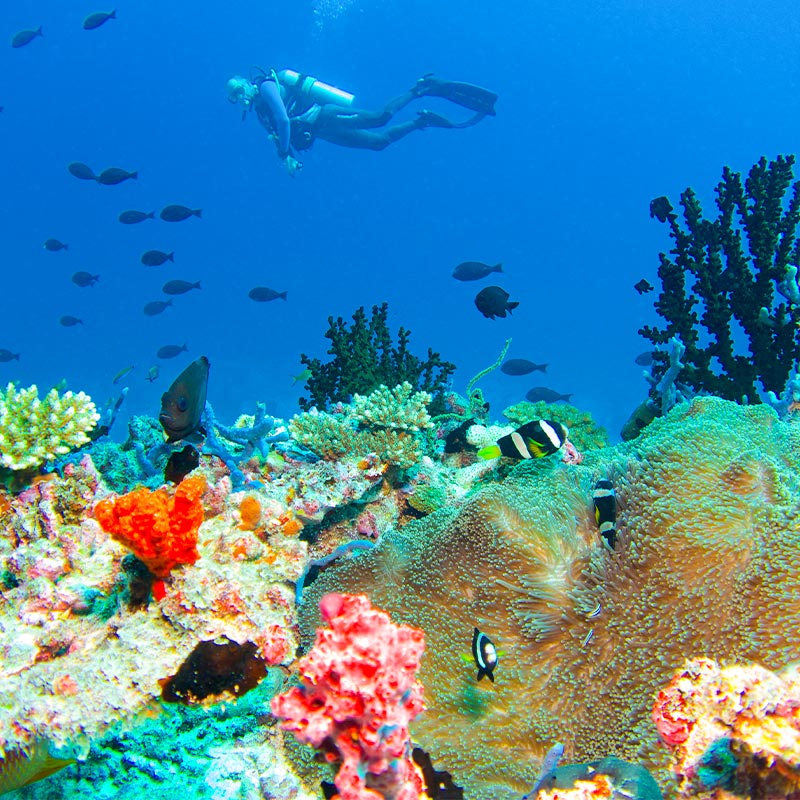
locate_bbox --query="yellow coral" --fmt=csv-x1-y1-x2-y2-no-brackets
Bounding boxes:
0,384,100,470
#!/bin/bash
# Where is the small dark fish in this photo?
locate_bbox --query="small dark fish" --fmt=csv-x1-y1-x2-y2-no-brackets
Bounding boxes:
11,27,43,48
443,418,475,454
593,478,617,549
146,365,160,383
143,299,173,317
477,418,568,461
83,10,116,30
112,365,135,385
68,161,97,181
44,238,68,252
141,250,174,267
162,280,201,296
159,356,209,442
71,271,100,287
649,195,674,223
634,351,654,367
500,358,548,376
525,387,572,404
452,261,503,281
119,209,155,224
157,343,189,359
0,349,20,362
97,167,137,185
160,205,202,222
634,278,654,295
60,315,83,327
471,628,498,682
248,286,287,302
474,285,519,319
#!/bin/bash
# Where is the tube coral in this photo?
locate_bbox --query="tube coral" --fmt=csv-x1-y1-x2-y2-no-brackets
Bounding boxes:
94,474,206,577
271,592,426,800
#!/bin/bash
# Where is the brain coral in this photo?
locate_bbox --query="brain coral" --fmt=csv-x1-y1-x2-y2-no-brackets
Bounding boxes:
299,397,800,799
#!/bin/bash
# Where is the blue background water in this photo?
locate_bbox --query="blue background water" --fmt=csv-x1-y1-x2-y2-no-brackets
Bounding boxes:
1,0,798,441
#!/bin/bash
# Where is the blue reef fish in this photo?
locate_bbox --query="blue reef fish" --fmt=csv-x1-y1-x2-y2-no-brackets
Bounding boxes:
249,286,287,302
157,343,188,359
649,195,674,223
525,387,572,404
634,278,654,295
112,365,135,384
67,161,97,181
159,356,209,442
0,349,20,362
11,27,43,48
71,271,99,287
478,419,567,461
522,743,565,800
160,204,202,222
291,368,312,385
474,285,519,319
44,238,68,252
141,249,174,266
83,10,116,30
471,627,498,682
501,358,547,376
143,299,173,316
97,167,137,185
593,478,617,548
146,365,160,383
118,209,155,224
634,351,654,367
452,261,502,281
59,315,83,327
163,280,200,295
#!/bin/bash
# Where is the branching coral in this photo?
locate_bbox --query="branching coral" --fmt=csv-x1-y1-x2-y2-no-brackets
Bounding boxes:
640,155,800,405
0,383,100,471
298,303,456,411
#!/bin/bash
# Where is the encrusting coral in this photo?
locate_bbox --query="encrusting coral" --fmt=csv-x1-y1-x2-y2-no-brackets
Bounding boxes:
299,396,800,799
0,383,100,471
503,400,609,452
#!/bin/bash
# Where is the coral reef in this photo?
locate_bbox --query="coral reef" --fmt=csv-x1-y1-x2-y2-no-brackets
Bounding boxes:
653,657,800,799
640,154,800,405
299,397,800,799
503,400,609,451
271,593,426,800
0,383,100,471
298,303,456,411
533,757,662,800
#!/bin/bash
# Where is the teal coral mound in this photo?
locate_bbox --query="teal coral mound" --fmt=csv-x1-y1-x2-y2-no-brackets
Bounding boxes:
8,675,286,800
503,399,609,451
298,397,800,800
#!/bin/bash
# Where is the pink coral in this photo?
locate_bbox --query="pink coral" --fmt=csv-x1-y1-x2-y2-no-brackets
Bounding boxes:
270,593,426,800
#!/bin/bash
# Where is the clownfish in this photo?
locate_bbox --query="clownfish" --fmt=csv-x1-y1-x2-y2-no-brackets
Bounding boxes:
477,419,568,461
593,478,617,549
471,627,498,682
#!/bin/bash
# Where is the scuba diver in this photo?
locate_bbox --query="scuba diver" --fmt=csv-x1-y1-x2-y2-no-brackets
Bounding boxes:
226,68,498,176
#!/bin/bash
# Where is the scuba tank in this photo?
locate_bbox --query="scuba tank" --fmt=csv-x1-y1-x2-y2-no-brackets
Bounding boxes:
276,69,355,107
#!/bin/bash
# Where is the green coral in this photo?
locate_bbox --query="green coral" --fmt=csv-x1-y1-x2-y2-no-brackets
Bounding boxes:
290,382,433,469
298,303,456,411
503,400,609,451
0,383,100,470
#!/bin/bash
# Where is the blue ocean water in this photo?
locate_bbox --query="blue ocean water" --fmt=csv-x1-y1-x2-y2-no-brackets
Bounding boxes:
1,0,798,440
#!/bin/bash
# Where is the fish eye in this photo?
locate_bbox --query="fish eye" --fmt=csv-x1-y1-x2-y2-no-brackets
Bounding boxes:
177,396,188,412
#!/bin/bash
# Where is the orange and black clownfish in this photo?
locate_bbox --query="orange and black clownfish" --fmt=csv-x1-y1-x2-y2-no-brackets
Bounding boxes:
593,478,617,549
477,419,568,461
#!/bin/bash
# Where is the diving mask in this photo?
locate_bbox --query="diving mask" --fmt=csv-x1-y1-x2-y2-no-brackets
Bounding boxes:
226,76,258,109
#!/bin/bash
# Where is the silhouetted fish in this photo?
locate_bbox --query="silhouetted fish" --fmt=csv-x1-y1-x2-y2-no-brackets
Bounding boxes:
97,167,137,185
143,299,173,316
501,359,547,376
146,365,160,383
0,349,20,362
44,238,68,252
452,261,503,281
119,209,155,224
634,278,654,295
141,250,174,266
525,387,572,403
60,315,83,327
162,280,200,295
112,365,134,384
68,162,97,181
474,285,519,319
634,351,654,367
160,205,202,222
157,343,188,359
71,271,99,287
649,196,674,223
11,27,43,48
83,10,116,30
159,356,209,442
248,286,287,302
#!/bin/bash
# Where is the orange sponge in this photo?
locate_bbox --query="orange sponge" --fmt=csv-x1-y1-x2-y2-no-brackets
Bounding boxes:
95,475,206,578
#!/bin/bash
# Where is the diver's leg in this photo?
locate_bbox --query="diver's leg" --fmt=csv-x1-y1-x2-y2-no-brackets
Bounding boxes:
318,120,423,150
316,104,391,130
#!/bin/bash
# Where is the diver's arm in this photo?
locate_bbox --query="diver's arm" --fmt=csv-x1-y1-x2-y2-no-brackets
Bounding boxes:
258,79,291,158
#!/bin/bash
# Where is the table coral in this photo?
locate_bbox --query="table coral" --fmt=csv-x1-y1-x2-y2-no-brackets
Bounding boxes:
299,396,800,799
0,383,100,471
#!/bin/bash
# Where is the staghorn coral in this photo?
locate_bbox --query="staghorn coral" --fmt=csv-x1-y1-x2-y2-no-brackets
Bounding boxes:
503,400,609,451
299,396,800,800
0,383,100,471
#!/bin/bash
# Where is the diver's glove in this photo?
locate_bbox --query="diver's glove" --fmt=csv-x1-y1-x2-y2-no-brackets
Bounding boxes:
281,154,302,177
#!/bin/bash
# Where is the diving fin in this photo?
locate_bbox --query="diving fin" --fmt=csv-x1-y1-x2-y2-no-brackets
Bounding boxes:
415,74,498,115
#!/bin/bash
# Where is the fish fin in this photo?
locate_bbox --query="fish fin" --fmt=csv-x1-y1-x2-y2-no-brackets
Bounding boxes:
526,440,545,458
493,262,503,273
193,209,203,218
477,444,501,460
167,252,175,262
110,9,117,17
538,363,548,372
508,301,519,313
280,291,287,300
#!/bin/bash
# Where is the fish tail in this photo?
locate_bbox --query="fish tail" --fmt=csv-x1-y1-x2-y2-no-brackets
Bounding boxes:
508,301,520,313
130,172,138,180
493,262,503,273
110,9,117,17
194,281,202,289
63,243,69,250
477,444,501,460
167,252,175,262
13,353,20,361
146,211,155,218
279,291,287,300
193,209,202,218
36,26,43,36
539,363,548,372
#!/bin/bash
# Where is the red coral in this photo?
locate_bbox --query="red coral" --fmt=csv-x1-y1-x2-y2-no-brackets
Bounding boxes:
94,475,206,578
652,684,693,746
271,593,426,800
